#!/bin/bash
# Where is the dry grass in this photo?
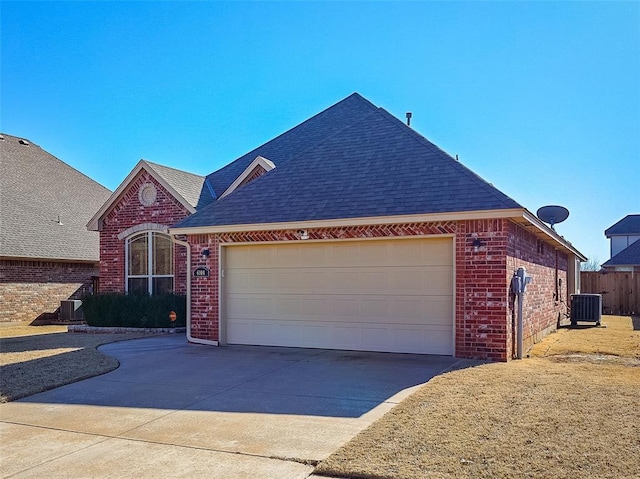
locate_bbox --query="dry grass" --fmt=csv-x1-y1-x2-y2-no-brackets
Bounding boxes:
315,316,640,479
0,322,156,402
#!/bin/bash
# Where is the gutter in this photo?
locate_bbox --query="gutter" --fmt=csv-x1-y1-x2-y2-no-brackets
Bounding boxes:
171,236,218,346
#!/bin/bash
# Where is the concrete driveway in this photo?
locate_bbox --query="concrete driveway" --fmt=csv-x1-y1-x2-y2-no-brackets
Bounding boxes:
1,335,461,478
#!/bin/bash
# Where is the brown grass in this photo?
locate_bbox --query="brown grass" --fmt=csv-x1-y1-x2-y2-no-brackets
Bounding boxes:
315,316,640,479
0,323,156,402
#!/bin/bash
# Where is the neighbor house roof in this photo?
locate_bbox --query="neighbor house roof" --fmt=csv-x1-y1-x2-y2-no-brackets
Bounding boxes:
604,214,640,237
173,93,521,230
0,133,111,262
602,239,640,267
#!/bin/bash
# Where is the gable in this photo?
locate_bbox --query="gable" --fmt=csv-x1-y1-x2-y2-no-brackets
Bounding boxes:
219,156,275,199
88,160,198,231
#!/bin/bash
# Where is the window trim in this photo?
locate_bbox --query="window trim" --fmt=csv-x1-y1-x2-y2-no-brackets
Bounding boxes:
125,231,174,294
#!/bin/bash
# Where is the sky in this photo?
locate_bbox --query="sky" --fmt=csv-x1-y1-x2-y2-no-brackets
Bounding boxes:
2,1,639,266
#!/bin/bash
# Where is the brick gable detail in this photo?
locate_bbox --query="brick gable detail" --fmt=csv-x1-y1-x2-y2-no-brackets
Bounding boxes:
237,165,267,188
98,170,191,293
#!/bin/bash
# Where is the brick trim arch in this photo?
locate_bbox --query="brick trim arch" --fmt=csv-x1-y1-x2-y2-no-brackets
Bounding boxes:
117,223,170,241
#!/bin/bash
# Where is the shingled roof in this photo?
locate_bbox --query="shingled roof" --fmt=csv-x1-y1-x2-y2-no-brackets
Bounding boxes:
605,214,640,237
0,133,111,262
144,161,214,209
173,93,521,229
602,239,640,267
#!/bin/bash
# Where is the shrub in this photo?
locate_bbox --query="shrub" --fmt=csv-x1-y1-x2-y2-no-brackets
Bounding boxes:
81,293,187,328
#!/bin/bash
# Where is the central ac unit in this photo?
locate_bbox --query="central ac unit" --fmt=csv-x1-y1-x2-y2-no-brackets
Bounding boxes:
570,294,602,326
60,300,83,321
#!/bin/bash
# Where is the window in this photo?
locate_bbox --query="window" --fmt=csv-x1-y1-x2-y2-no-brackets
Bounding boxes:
126,232,173,294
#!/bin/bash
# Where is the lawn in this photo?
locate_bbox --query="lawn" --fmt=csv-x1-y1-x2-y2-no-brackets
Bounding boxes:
0,322,157,403
315,316,640,479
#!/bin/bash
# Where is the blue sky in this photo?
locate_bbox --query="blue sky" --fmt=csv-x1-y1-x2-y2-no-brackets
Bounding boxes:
2,1,638,265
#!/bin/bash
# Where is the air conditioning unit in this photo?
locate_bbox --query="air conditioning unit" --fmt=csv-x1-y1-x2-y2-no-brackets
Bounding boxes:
570,294,602,326
60,300,83,321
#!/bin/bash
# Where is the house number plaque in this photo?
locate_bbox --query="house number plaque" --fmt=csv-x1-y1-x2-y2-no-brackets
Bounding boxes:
193,267,210,278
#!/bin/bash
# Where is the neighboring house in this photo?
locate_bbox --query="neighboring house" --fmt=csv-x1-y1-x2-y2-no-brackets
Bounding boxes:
602,214,640,272
88,93,585,361
0,133,111,322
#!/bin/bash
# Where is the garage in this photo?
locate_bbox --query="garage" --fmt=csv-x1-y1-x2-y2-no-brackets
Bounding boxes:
222,237,454,355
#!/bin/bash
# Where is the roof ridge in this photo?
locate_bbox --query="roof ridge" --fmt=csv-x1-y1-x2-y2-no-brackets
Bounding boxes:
205,93,378,181
144,159,205,179
605,214,640,236
373,108,521,209
0,133,111,194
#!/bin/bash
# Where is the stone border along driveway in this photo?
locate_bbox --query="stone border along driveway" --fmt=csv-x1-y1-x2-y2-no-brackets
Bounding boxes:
0,335,467,479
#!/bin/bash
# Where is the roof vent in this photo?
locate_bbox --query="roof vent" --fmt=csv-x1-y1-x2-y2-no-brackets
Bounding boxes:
405,112,412,126
0,135,5,141
19,139,29,146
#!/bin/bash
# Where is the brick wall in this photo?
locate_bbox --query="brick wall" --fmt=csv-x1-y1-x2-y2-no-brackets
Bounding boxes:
506,222,568,357
0,259,98,322
98,170,190,293
183,219,569,361
455,219,510,361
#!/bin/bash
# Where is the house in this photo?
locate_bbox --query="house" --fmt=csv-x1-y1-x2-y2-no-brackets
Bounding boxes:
0,133,111,322
88,93,585,361
602,214,640,272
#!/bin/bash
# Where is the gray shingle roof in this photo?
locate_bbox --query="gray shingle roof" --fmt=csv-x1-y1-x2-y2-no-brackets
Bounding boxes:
205,93,380,198
0,134,111,261
174,93,521,229
602,239,640,267
144,161,213,209
604,214,640,236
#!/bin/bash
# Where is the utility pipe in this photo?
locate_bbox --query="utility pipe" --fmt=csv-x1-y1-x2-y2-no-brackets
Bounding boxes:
172,236,218,346
516,289,523,359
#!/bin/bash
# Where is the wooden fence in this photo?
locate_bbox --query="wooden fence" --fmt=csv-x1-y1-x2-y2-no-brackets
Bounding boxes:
580,271,639,315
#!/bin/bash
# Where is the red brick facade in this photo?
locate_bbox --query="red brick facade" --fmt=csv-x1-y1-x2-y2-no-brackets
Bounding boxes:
97,171,570,361
183,219,569,361
98,170,190,294
0,259,98,322
506,221,568,357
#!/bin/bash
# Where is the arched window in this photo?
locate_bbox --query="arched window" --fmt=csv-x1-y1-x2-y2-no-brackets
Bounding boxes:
126,232,173,294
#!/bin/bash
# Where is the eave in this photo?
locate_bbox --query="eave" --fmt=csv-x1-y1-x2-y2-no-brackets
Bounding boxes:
169,207,586,260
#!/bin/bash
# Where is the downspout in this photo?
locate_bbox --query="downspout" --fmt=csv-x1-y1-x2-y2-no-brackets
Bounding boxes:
172,236,218,346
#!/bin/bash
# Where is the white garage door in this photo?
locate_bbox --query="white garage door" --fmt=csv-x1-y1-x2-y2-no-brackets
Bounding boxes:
223,237,454,355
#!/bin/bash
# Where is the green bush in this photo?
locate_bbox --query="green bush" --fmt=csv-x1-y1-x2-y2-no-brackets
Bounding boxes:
80,293,187,328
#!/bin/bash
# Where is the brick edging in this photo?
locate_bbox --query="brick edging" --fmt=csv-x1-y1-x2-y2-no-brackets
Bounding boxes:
68,325,186,334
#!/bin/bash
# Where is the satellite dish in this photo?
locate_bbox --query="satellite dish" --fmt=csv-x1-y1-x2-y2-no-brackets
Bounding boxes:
536,205,569,230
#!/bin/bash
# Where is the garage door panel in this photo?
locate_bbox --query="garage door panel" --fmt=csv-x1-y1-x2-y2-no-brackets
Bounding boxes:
229,266,451,297
224,238,454,355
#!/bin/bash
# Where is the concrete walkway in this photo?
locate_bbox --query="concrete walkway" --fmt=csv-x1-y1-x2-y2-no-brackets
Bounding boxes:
1,335,460,478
